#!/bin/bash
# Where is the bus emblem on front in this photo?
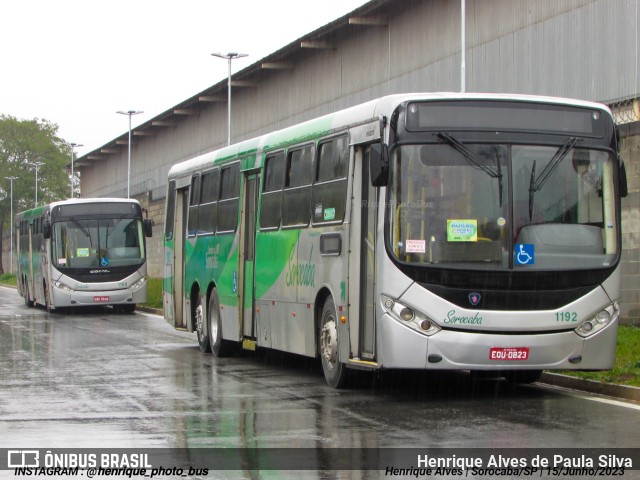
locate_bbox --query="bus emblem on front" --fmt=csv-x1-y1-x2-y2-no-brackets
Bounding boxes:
468,293,481,306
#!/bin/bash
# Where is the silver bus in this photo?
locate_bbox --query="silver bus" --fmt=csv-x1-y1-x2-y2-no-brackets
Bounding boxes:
16,198,152,312
163,93,626,387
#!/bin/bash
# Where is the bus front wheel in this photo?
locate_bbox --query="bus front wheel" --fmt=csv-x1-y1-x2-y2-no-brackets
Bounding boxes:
504,370,542,384
319,297,349,388
23,281,32,308
208,289,233,357
113,304,136,313
44,282,52,313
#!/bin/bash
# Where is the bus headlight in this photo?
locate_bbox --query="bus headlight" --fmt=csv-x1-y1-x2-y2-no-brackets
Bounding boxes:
381,295,441,337
575,303,619,338
53,281,73,295
399,307,414,322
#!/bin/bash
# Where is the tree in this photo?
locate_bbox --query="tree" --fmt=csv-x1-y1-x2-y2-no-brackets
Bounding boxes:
0,115,71,274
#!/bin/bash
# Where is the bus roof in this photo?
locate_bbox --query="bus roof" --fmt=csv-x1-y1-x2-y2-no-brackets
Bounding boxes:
16,197,142,219
167,92,613,179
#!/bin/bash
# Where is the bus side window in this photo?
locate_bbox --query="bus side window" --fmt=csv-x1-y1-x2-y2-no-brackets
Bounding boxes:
282,144,314,227
198,169,219,235
217,163,240,233
187,174,200,237
260,152,285,230
313,135,348,224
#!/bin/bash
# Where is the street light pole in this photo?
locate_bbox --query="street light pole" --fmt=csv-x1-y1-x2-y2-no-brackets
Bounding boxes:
116,110,143,198
27,161,45,207
460,0,466,93
69,142,83,198
211,52,248,145
4,176,17,273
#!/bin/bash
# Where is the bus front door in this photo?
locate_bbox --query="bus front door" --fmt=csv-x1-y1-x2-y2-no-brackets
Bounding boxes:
358,146,377,360
347,145,378,366
239,172,259,349
173,186,188,330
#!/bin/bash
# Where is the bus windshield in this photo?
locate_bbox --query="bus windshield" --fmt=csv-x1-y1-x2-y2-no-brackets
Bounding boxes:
388,141,618,270
52,217,145,269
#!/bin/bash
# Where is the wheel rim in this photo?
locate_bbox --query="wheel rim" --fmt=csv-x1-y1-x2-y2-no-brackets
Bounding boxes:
195,303,204,337
321,316,338,370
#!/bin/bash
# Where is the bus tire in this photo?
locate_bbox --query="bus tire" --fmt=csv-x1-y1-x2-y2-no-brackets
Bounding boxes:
44,282,52,313
23,281,32,308
113,304,136,313
504,370,542,384
195,293,211,353
319,297,349,388
208,288,233,357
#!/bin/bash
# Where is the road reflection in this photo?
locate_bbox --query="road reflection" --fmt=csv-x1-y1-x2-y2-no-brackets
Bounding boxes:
1,299,639,479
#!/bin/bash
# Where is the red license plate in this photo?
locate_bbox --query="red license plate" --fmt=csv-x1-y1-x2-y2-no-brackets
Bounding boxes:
489,347,529,361
93,296,110,302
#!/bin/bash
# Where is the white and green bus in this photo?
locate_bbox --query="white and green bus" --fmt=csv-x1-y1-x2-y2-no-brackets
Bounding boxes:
163,93,626,388
16,198,153,312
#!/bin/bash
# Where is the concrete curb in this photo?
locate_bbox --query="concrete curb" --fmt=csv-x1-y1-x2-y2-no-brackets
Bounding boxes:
540,372,640,402
137,306,163,316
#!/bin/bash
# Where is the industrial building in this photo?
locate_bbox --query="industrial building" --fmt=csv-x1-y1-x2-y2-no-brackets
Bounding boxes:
14,0,640,320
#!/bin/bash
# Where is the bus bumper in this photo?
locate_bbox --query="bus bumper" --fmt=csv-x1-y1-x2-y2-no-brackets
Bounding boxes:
51,282,147,308
378,313,618,371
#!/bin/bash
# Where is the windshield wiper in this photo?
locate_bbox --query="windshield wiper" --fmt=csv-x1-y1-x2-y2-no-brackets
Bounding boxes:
437,133,504,206
69,216,91,242
528,137,580,220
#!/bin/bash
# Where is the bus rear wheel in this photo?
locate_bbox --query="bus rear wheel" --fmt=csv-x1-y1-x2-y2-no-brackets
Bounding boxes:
319,297,349,388
195,294,211,353
208,289,233,357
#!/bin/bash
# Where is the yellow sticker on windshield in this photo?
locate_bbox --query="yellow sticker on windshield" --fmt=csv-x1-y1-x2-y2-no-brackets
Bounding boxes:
447,219,477,242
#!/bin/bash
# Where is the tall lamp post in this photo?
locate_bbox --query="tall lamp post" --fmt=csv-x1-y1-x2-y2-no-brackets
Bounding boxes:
116,110,143,198
211,52,248,145
460,0,466,93
4,176,17,273
27,161,45,207
69,142,83,198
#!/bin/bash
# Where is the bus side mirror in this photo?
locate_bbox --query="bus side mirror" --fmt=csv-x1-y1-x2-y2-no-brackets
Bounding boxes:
619,158,628,198
43,220,51,239
144,219,153,237
370,143,389,187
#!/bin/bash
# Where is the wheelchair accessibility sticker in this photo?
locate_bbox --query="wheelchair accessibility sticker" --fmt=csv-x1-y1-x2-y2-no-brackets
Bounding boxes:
515,244,534,265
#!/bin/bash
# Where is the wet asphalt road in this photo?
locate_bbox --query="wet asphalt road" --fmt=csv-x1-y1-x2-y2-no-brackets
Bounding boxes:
0,285,639,479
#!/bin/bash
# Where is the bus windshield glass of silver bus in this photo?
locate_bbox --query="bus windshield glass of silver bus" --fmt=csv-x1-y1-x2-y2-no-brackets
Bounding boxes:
527,137,580,221
69,216,92,243
105,217,125,246
435,133,503,206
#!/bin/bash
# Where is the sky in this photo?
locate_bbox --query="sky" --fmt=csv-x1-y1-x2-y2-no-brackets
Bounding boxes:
0,0,369,157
